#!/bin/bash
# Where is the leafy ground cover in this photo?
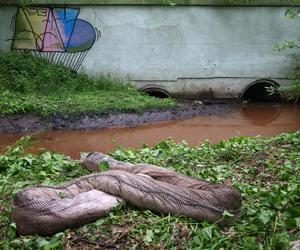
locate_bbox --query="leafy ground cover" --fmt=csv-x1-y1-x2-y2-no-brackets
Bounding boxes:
0,131,299,249
0,52,175,117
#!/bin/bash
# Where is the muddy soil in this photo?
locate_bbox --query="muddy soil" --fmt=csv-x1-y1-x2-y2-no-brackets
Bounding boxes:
0,103,236,133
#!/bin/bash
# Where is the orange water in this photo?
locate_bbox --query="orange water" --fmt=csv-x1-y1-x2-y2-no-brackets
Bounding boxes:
0,104,299,159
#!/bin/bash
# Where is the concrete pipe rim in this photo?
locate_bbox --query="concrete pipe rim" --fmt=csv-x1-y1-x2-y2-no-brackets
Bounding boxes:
139,86,171,99
240,79,283,102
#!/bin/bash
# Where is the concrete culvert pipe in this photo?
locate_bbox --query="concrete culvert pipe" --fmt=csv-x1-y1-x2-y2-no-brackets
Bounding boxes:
241,80,282,102
141,87,171,99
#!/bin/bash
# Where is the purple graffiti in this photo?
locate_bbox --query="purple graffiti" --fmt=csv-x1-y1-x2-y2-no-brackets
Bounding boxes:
11,7,98,71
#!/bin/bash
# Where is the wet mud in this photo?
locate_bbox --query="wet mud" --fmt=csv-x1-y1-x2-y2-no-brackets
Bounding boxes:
1,103,299,159
0,103,234,133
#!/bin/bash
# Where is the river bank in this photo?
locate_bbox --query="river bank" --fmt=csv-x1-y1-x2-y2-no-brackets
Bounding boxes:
0,102,235,133
0,52,176,132
1,103,299,159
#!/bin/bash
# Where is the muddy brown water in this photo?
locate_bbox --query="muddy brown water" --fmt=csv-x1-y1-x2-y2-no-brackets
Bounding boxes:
0,104,299,159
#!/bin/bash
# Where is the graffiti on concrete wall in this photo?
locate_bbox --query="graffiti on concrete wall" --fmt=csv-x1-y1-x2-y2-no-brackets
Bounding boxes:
10,7,99,71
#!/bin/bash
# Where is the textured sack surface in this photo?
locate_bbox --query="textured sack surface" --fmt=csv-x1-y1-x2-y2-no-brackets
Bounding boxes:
12,186,124,235
12,152,242,235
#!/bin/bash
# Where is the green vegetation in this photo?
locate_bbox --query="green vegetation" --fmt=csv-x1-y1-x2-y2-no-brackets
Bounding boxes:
271,6,300,102
0,52,175,117
1,132,299,249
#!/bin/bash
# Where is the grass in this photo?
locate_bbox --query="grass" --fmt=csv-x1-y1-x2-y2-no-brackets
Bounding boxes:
0,132,299,249
0,52,176,117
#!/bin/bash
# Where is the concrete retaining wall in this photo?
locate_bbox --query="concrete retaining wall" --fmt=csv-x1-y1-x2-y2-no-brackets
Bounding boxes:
1,2,299,99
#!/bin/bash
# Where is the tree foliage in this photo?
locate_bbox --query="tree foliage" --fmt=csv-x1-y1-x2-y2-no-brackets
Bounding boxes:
272,6,300,102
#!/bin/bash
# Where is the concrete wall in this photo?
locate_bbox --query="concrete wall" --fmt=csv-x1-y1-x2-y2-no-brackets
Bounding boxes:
1,4,299,99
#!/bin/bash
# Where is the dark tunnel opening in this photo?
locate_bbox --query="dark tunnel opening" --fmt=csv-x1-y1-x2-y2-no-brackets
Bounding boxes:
142,88,170,99
242,81,282,102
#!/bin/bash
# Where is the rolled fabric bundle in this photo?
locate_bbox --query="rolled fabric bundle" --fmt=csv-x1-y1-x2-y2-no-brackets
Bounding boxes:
11,152,242,235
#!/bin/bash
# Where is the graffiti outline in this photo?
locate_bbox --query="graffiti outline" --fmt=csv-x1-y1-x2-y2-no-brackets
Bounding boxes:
10,6,98,71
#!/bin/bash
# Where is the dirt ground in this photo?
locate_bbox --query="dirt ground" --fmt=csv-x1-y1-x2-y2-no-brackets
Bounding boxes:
0,102,236,133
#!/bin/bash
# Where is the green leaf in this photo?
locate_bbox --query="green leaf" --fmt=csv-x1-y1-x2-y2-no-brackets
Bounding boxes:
58,192,67,199
258,210,271,225
98,161,110,171
144,229,154,243
42,152,52,161
36,237,50,248
192,235,202,245
222,210,234,219
6,223,16,240
295,217,300,228
286,206,300,218
24,156,33,165
202,226,213,239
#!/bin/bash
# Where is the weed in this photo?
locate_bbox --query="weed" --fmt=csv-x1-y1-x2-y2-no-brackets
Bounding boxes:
0,132,299,249
0,52,176,117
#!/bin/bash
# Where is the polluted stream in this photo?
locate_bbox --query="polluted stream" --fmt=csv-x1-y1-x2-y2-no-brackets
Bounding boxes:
0,103,299,159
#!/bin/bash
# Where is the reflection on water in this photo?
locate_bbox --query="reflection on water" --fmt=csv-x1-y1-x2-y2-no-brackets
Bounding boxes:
0,104,299,159
241,104,283,125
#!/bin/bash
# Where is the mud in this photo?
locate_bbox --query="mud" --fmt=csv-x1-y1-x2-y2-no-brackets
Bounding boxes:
1,103,299,159
0,103,235,133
